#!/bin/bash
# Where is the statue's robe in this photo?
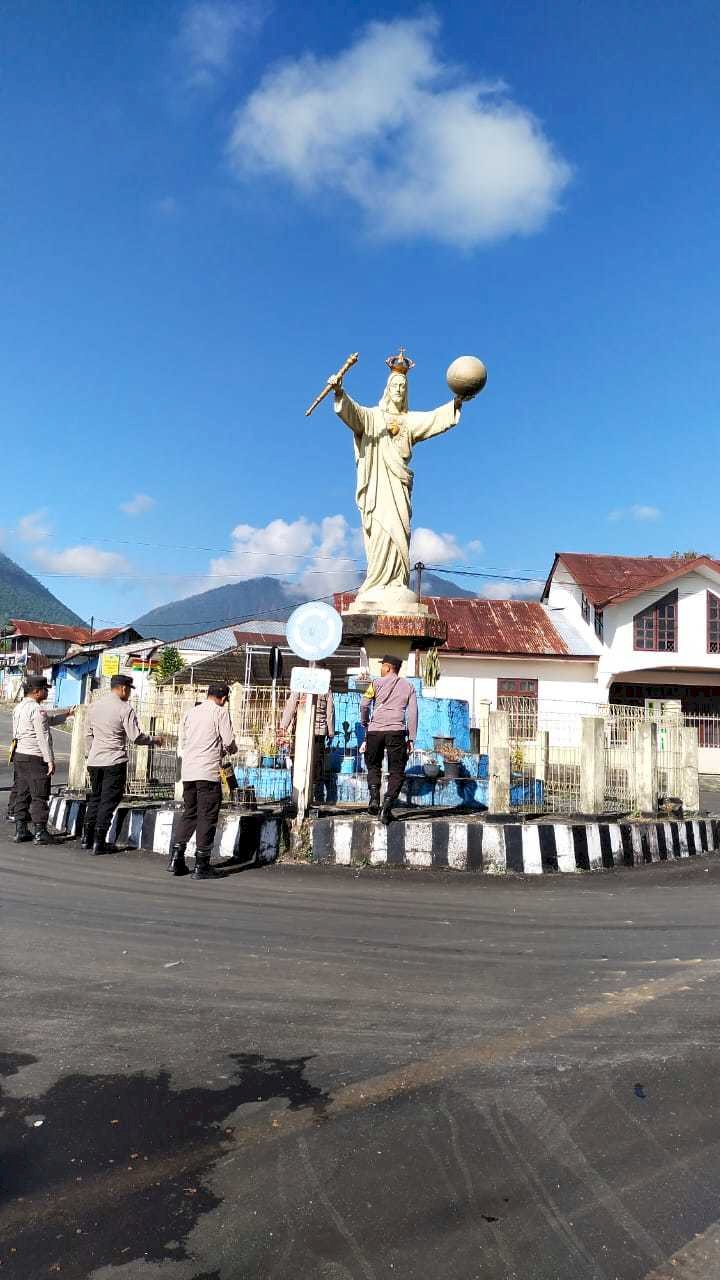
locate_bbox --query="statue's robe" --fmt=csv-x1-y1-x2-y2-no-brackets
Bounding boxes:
334,391,461,605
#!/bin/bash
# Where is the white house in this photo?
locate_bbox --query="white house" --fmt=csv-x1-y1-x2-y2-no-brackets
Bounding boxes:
543,553,720,712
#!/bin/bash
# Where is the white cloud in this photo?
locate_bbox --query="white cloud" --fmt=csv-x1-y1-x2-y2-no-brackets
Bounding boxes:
480,578,543,600
120,493,156,516
608,504,661,523
409,527,466,565
32,545,132,579
179,1,265,87
207,515,359,598
16,510,52,544
228,15,571,247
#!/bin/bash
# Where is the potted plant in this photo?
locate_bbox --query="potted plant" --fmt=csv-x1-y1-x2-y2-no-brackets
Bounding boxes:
440,744,465,779
259,734,277,768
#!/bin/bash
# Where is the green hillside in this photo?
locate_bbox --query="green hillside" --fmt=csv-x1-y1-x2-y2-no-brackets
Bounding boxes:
0,550,86,626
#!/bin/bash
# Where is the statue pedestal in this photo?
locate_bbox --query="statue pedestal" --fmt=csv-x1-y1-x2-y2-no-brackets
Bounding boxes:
341,611,447,676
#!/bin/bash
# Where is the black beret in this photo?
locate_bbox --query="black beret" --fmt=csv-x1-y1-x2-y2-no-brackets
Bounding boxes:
381,654,403,671
110,673,134,689
208,682,230,699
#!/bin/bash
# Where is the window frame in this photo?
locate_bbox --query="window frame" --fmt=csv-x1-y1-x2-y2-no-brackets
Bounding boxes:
594,608,604,642
708,591,720,655
633,590,678,653
581,593,591,624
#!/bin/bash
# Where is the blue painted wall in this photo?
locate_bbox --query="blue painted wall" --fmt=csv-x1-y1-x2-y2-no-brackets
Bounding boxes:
331,682,470,752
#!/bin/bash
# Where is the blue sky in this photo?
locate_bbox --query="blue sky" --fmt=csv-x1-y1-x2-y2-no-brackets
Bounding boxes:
2,0,718,627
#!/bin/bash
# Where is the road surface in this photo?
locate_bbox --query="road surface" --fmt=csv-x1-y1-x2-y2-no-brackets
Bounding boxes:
3,835,720,1278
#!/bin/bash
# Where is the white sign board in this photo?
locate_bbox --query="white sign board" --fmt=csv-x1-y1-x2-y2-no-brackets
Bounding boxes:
286,601,343,661
290,666,331,695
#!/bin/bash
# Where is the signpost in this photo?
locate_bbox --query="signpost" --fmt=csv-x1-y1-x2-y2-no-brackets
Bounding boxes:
285,602,343,822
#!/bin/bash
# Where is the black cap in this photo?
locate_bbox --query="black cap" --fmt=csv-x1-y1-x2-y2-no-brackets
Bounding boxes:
25,675,50,691
110,673,134,689
208,682,230,699
381,654,403,672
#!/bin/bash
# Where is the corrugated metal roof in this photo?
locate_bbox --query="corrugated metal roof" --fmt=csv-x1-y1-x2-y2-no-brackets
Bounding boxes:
333,595,593,658
426,598,575,656
175,620,286,653
546,553,720,607
9,619,91,644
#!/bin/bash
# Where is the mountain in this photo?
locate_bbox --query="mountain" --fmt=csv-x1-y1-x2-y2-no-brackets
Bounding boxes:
0,550,86,626
131,571,476,641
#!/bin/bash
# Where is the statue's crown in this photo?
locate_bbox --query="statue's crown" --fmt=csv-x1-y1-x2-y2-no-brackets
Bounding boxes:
385,347,415,376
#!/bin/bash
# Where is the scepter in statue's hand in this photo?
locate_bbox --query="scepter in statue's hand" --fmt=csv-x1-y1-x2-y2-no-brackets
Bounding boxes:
305,352,359,417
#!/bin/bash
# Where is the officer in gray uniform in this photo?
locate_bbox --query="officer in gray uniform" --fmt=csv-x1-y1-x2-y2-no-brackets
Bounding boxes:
12,675,58,844
360,655,418,824
6,694,75,821
168,682,236,880
83,674,162,855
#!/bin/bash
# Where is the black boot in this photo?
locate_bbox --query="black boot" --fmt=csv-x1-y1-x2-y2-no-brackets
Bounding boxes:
33,824,52,845
379,799,394,825
167,843,190,876
92,835,115,856
14,819,32,843
368,787,381,816
192,851,220,880
80,824,95,850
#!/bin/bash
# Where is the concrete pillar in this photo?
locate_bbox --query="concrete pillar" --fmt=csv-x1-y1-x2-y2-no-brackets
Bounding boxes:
228,682,245,743
631,721,658,813
68,704,89,792
363,636,413,677
580,716,606,814
680,726,700,812
534,730,549,783
488,710,510,813
292,694,316,823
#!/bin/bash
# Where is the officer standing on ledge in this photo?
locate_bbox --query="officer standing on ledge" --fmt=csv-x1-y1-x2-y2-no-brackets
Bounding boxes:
83,673,163,855
168,682,236,880
360,654,418,825
12,675,61,844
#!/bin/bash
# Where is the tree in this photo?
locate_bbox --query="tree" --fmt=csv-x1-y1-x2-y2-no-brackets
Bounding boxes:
670,550,700,561
153,645,184,683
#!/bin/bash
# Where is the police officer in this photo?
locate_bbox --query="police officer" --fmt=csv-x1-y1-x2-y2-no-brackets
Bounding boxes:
12,675,58,844
6,694,76,822
83,674,163,855
360,655,418,824
168,682,237,880
279,689,334,794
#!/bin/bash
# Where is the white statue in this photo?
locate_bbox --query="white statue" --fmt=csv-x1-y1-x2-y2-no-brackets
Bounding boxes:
329,350,463,615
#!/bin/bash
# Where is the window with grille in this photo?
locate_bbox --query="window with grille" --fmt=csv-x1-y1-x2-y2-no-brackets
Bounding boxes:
633,590,678,651
594,608,604,641
498,678,538,737
581,593,590,623
709,593,720,654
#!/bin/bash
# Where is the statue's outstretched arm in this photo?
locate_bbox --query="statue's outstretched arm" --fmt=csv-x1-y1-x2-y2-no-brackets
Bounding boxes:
406,400,462,444
332,385,367,439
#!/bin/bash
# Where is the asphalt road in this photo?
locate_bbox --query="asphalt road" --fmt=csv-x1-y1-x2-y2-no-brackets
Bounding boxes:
4,836,720,1279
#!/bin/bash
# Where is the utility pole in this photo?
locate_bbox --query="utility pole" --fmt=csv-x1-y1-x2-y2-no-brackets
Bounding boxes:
89,615,94,641
414,561,425,603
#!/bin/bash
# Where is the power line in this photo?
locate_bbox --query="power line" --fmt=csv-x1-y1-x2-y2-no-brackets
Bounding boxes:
425,564,544,583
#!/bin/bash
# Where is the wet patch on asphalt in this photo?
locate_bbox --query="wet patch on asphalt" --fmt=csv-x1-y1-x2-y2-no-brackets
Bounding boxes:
0,1050,329,1278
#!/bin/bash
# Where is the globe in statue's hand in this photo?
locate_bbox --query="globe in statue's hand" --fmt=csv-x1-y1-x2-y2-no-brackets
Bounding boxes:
446,356,487,401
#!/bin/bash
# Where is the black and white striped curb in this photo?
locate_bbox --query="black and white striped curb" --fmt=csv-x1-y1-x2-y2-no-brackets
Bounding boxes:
48,796,280,868
311,816,720,873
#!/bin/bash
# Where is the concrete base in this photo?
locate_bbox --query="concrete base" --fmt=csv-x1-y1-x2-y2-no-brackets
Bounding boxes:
311,814,720,874
48,794,281,867
341,612,446,674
